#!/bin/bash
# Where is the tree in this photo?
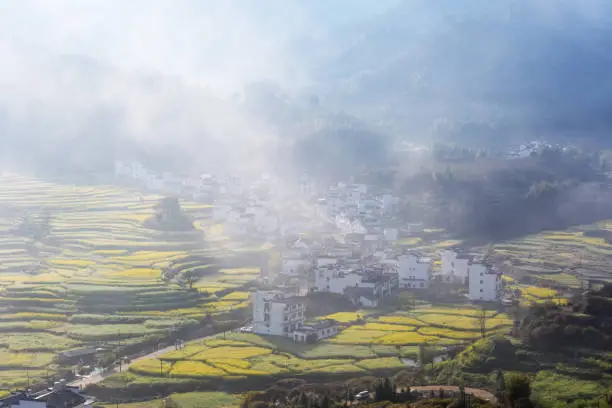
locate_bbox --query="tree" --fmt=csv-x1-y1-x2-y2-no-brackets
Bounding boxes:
374,377,395,402
15,211,53,242
146,196,194,231
183,270,195,290
495,369,506,402
240,392,256,408
479,307,487,339
505,373,532,408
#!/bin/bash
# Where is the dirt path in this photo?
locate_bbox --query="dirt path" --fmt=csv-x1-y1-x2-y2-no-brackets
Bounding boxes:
410,385,497,404
68,335,215,388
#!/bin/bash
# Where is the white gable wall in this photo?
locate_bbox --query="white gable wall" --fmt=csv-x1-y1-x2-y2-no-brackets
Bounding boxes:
468,264,502,302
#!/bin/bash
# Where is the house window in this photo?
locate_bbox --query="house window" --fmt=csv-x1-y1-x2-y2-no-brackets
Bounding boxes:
480,289,483,292
480,280,483,284
284,326,289,333
420,282,425,288
480,273,484,276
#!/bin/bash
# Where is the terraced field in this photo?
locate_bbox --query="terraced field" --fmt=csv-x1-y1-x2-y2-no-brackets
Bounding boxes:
99,305,512,394
491,226,612,287
0,174,259,388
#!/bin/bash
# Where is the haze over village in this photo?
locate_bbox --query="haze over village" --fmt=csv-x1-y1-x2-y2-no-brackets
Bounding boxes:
1,1,612,408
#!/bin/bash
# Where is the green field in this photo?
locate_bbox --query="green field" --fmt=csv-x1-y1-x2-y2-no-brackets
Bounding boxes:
95,304,512,395
0,174,260,388
491,227,612,286
97,392,241,408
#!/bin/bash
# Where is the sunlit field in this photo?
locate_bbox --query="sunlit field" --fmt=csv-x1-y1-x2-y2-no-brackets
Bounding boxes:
98,304,512,395
0,174,260,388
491,226,612,287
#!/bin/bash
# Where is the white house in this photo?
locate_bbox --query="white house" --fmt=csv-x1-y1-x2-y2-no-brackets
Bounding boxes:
380,194,399,213
292,319,338,343
397,254,431,289
281,258,312,277
344,270,397,308
440,249,471,284
344,286,380,308
468,263,503,302
383,228,399,242
252,207,278,235
316,257,338,268
314,265,362,294
0,381,96,408
252,291,306,336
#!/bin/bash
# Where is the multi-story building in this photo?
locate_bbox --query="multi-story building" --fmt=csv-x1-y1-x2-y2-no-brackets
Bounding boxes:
314,265,363,294
468,263,503,302
397,254,431,289
252,291,306,336
292,319,339,343
440,249,471,284
314,264,397,308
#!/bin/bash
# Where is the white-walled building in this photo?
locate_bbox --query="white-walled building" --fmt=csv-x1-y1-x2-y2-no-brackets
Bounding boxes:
314,264,397,308
252,291,306,336
281,258,312,277
292,319,338,343
315,265,363,294
468,263,503,302
440,249,471,284
397,254,431,289
380,194,399,214
383,228,398,242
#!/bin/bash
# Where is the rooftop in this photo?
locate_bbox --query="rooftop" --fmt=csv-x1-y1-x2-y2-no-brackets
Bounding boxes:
300,319,338,331
275,296,307,305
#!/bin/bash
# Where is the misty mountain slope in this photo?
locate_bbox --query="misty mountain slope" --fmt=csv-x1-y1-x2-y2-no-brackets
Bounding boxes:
0,53,389,177
307,0,612,144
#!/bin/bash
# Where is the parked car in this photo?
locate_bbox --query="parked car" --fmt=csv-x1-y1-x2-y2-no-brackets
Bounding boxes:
239,325,253,333
355,390,370,401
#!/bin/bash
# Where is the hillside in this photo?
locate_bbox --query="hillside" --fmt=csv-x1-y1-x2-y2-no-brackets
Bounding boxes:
307,0,612,145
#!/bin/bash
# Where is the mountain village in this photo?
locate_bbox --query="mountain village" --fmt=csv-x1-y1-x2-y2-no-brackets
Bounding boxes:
114,160,506,344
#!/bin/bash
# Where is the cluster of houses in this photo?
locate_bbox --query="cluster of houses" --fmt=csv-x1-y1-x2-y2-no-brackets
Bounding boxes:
0,380,95,408
114,160,224,201
114,162,503,342
252,246,503,342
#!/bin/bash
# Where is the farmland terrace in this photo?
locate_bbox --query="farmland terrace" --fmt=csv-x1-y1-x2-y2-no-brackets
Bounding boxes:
0,174,263,389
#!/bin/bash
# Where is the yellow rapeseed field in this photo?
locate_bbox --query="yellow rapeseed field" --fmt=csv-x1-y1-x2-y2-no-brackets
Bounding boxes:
377,331,438,345
130,358,171,376
328,328,386,344
192,346,272,360
377,315,424,326
170,361,227,378
361,323,416,332
318,312,365,323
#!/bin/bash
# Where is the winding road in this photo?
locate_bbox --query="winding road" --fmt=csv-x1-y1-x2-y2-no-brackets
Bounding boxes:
68,335,216,389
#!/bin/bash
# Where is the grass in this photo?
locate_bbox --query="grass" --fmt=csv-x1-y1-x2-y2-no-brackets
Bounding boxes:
98,392,241,408
62,324,164,340
0,351,55,369
0,333,77,352
355,357,406,370
532,370,605,403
